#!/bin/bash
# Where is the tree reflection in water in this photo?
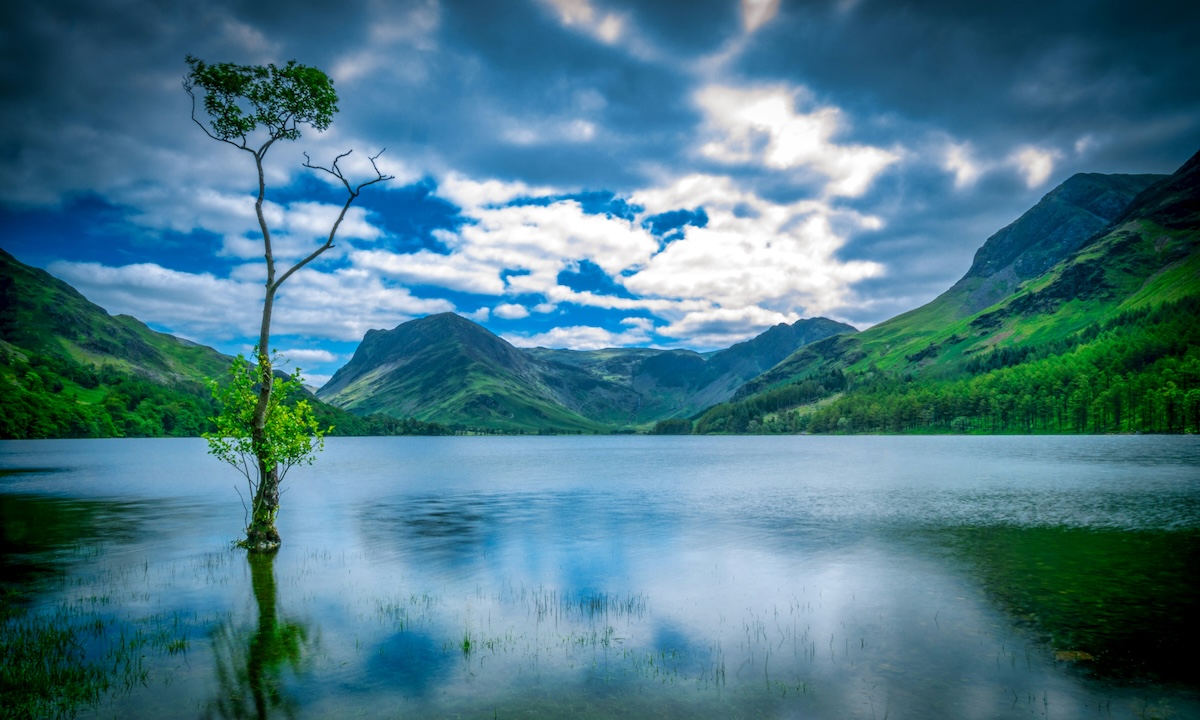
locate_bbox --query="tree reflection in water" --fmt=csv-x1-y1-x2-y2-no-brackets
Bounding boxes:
205,553,312,720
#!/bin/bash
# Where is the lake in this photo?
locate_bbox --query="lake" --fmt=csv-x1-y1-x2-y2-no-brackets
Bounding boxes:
1,435,1197,718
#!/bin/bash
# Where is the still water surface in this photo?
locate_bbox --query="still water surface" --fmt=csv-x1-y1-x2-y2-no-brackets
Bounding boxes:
1,436,1197,718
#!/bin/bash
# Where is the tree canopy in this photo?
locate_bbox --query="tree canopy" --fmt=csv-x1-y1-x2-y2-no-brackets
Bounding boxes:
184,56,337,146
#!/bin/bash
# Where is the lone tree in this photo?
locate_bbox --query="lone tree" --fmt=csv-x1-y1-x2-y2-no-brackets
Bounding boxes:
185,56,393,552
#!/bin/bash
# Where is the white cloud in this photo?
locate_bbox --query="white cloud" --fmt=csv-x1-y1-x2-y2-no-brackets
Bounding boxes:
350,167,887,349
741,0,781,33
1009,145,1059,188
463,307,491,322
942,141,982,189
493,302,530,320
504,318,654,350
435,174,556,210
353,248,507,295
119,183,386,265
301,373,332,388
695,85,899,197
627,174,885,317
47,261,262,339
501,117,598,146
331,0,440,84
541,0,625,45
658,305,799,348
45,260,453,345
266,266,454,341
278,348,339,364
362,194,660,303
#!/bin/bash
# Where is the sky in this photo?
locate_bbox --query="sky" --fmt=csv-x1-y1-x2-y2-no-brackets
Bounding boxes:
2,0,1198,386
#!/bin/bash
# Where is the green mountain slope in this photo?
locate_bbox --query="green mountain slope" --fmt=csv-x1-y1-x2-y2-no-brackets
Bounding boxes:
317,313,623,432
0,248,443,439
0,248,231,384
698,152,1199,434
319,314,852,431
527,317,854,419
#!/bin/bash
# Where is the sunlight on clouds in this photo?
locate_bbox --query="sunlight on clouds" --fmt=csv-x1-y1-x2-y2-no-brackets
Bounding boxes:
362,191,659,301
124,184,384,262
942,141,982,189
1010,145,1059,188
695,85,898,197
353,248,508,294
285,201,382,243
741,0,780,33
628,174,884,311
541,0,625,45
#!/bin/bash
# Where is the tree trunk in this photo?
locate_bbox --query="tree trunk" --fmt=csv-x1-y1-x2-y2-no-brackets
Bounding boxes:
244,460,281,553
244,278,280,553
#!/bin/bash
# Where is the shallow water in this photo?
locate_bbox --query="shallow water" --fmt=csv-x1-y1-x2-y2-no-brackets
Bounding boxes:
1,435,1197,718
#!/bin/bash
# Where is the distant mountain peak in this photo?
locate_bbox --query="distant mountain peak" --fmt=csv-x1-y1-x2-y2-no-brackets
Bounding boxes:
317,312,852,430
964,172,1163,282
938,171,1164,317
1113,148,1200,229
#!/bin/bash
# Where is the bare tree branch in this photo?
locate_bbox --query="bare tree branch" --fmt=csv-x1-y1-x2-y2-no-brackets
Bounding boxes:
274,149,395,289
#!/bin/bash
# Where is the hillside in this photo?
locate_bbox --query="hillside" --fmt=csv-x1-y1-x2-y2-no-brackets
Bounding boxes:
697,153,1199,434
317,314,852,432
0,247,231,385
317,313,631,432
0,249,445,439
526,317,855,419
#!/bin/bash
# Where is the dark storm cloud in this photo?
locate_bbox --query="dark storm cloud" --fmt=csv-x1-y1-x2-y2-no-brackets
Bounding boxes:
736,0,1200,169
2,0,1198,359
336,0,704,190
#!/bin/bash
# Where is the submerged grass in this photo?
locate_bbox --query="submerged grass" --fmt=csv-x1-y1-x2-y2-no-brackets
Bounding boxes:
0,593,194,719
937,526,1200,686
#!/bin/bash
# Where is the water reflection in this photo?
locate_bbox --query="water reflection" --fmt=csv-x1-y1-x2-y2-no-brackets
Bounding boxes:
0,493,147,598
205,554,313,720
930,525,1200,685
1,436,1198,718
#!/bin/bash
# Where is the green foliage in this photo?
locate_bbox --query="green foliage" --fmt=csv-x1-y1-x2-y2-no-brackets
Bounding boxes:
184,56,337,144
0,347,216,439
698,295,1200,435
695,370,847,434
204,354,327,485
651,418,693,435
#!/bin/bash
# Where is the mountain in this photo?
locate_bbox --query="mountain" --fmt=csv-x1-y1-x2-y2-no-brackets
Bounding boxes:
317,314,853,431
698,152,1199,434
526,317,854,419
0,249,442,439
317,313,630,432
948,172,1162,316
0,247,231,384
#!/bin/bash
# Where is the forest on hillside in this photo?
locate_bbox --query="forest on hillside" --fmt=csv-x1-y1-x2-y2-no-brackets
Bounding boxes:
695,295,1200,435
0,348,452,439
